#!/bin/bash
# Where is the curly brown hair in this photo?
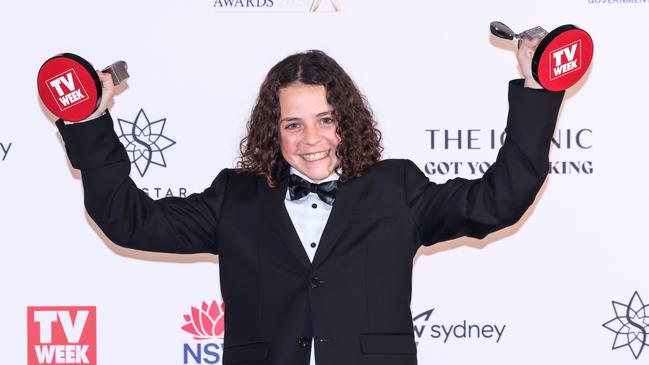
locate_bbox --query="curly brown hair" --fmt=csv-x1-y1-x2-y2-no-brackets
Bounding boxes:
237,50,382,187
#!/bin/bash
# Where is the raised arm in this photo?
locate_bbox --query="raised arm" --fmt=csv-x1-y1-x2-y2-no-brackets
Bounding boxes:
404,37,564,245
56,72,223,254
406,79,564,246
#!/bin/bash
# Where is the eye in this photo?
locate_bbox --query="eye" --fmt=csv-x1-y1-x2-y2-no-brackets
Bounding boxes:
284,122,300,130
321,117,334,125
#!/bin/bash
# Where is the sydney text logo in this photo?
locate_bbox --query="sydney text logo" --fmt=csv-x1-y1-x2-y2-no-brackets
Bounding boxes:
412,308,506,345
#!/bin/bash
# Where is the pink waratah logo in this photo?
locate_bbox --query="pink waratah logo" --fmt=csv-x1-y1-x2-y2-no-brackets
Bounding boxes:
181,300,225,340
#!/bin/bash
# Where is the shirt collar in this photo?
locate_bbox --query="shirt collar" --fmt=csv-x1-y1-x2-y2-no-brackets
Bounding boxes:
289,167,340,184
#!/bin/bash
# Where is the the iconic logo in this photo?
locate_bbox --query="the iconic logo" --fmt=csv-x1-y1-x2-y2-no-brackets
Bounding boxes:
116,109,176,177
45,69,89,111
27,306,97,365
549,40,581,80
0,141,11,161
423,128,594,177
603,292,649,359
182,300,226,364
412,308,506,345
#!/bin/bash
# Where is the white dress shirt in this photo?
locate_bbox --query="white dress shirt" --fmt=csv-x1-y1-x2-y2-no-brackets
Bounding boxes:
284,167,339,365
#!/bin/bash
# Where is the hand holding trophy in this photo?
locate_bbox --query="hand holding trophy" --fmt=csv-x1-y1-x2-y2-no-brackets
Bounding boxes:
37,53,129,122
491,22,594,91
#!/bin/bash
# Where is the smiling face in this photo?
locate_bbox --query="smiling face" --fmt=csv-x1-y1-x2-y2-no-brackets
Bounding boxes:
278,83,341,182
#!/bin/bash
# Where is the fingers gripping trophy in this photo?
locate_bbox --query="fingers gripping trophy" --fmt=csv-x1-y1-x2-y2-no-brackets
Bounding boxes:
37,54,128,123
490,21,594,91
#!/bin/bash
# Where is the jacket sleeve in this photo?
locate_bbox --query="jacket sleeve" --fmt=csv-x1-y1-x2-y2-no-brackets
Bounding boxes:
405,79,565,246
56,112,224,254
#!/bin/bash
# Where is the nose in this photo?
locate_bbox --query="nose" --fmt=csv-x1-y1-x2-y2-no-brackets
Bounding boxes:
303,123,322,145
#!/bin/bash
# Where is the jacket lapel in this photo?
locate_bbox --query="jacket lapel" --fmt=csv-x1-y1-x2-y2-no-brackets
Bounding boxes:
311,176,363,268
258,175,312,271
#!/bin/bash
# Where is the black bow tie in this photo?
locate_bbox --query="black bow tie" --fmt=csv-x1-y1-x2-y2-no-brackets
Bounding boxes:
288,174,338,205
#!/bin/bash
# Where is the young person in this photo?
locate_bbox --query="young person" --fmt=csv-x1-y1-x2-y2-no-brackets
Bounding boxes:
56,42,564,365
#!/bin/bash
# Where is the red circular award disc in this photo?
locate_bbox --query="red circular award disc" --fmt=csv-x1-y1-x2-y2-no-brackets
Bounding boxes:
532,25,594,91
37,53,101,122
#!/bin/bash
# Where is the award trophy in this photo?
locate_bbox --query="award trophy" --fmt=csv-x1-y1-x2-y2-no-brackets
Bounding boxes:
490,21,593,91
37,53,129,122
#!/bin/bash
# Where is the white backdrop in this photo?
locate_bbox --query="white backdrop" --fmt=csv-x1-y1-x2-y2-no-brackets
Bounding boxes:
2,0,649,364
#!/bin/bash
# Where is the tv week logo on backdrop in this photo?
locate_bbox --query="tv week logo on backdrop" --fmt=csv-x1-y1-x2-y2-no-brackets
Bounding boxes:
27,306,96,365
182,300,225,364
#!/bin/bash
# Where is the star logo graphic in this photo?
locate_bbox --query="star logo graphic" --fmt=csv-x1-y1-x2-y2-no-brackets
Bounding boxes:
116,109,176,177
603,291,649,359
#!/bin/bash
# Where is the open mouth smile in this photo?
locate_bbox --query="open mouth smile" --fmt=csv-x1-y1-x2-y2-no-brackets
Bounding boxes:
300,150,329,162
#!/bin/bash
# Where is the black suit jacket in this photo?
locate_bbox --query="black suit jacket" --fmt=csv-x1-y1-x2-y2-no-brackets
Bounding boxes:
56,80,564,365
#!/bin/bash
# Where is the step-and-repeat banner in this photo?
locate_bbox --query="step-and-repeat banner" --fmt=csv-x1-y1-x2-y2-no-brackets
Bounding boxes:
2,0,648,364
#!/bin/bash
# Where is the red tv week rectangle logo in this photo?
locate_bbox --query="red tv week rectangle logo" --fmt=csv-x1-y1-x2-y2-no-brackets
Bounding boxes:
549,39,582,81
27,306,97,365
45,69,89,111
